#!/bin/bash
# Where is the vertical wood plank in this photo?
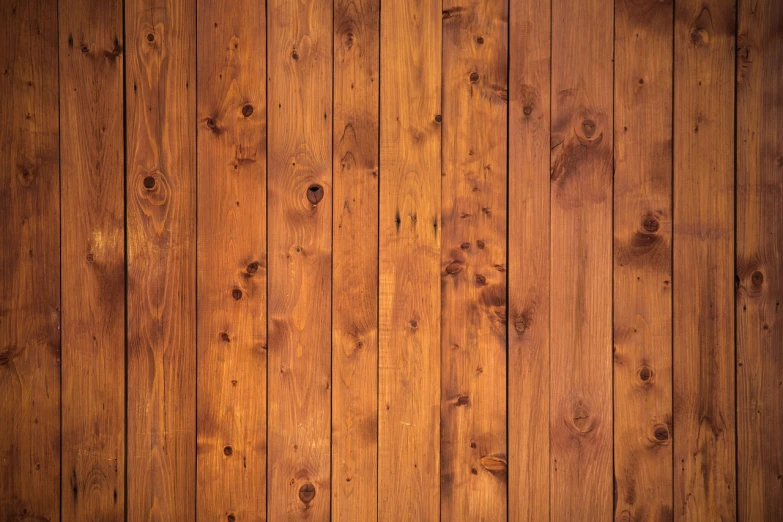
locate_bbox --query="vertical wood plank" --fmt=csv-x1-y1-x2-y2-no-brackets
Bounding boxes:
125,0,197,518
736,0,783,519
267,0,332,518
332,0,379,519
59,0,125,519
673,0,736,520
440,1,507,519
0,1,60,520
378,0,441,519
196,1,267,521
507,0,550,518
612,0,674,520
549,0,614,518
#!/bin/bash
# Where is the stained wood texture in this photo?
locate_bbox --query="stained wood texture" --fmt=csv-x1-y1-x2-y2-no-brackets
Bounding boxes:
196,1,267,521
125,0,197,519
331,0,379,520
736,0,783,520
267,0,333,518
440,0,507,519
549,0,614,519
59,0,125,519
673,1,736,520
507,0,550,518
378,0,441,519
0,1,61,521
613,0,674,521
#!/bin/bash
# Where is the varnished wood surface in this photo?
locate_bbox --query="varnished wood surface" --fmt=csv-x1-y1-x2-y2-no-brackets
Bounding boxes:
613,0,674,520
0,1,61,521
2,1,783,520
59,0,125,519
196,1,267,521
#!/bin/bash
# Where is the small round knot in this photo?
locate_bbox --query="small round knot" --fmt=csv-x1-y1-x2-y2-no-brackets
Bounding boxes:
474,274,486,285
223,446,233,456
476,36,484,44
523,105,533,116
460,242,471,250
445,262,462,274
582,119,596,137
434,114,442,123
291,50,299,60
143,176,156,190
751,271,764,286
86,253,94,263
220,332,230,342
469,72,479,83
227,514,236,522
514,318,526,334
476,240,485,249
206,118,218,131
247,262,259,274
146,33,155,42
653,425,669,441
638,365,653,382
410,319,418,328
642,215,660,233
241,104,254,117
307,184,324,205
298,483,316,503
232,288,242,300
81,44,89,53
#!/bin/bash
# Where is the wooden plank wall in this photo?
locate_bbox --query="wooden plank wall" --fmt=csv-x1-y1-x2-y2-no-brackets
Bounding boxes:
1,0,783,521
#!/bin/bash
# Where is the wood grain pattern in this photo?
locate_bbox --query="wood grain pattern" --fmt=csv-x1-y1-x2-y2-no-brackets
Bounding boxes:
613,0,674,520
196,2,267,521
378,0,441,519
0,1,61,521
507,0,550,518
736,0,783,520
440,0,507,519
549,0,614,518
331,0,379,520
125,0,197,519
673,0,736,520
267,0,333,518
59,0,125,519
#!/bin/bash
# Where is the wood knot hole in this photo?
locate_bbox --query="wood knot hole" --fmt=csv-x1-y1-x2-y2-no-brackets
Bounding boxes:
232,288,242,300
751,271,764,286
143,176,156,190
523,105,533,116
241,104,254,117
653,426,669,441
434,114,442,123
638,365,653,382
146,33,155,42
307,184,324,205
247,262,259,274
227,515,236,522
298,483,316,503
476,36,484,44
469,72,479,83
223,446,233,456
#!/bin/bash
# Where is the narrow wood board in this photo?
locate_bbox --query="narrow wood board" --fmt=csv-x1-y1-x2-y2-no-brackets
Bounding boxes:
125,0,197,518
736,0,783,519
549,0,614,518
196,1,267,521
59,0,125,519
331,0,380,519
440,1,508,519
267,0,333,518
378,0,442,519
673,0,736,520
0,1,61,520
613,0,674,520
507,0,551,518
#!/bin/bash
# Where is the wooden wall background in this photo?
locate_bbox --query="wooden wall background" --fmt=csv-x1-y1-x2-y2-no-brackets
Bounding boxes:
1,0,781,520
